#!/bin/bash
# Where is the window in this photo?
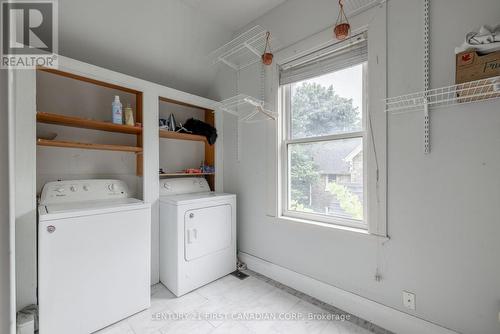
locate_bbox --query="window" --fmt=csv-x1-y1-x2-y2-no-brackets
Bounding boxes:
280,38,368,229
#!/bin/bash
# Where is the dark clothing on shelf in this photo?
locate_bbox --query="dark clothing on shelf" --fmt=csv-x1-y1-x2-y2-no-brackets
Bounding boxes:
182,118,218,145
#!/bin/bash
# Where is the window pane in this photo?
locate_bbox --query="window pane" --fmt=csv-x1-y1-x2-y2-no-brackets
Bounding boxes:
290,64,363,139
288,138,364,221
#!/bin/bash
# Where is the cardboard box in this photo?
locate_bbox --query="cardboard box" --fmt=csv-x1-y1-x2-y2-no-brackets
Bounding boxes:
455,50,500,102
456,50,500,84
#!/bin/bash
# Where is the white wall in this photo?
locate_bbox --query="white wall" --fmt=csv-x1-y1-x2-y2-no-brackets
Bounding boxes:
0,70,12,333
212,0,500,333
58,0,233,98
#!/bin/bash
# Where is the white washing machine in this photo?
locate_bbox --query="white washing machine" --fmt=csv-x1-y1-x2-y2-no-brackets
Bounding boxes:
38,179,151,334
159,177,236,297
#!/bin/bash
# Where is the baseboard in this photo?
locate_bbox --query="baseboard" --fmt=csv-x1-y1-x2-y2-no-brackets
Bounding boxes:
239,252,458,334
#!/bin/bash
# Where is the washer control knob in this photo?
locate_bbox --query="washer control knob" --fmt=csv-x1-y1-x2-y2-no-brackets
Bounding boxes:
189,213,194,218
55,187,65,193
107,184,116,192
163,182,171,189
82,185,89,191
70,185,77,192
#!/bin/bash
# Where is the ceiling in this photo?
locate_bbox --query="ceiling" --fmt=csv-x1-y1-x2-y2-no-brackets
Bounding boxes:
57,0,384,99
58,0,234,98
182,0,288,32
344,0,383,15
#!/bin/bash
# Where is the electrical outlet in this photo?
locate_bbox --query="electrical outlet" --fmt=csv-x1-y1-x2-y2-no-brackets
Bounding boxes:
402,291,416,310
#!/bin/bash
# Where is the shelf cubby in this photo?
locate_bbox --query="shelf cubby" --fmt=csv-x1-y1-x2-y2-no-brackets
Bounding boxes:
158,97,216,190
36,67,144,175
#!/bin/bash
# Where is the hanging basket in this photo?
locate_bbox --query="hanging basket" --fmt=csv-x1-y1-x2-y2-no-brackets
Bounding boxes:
334,0,350,40
261,31,274,65
262,52,273,65
334,23,350,40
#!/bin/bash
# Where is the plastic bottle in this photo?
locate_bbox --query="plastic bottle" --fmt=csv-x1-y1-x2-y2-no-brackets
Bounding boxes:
124,103,134,126
112,96,123,124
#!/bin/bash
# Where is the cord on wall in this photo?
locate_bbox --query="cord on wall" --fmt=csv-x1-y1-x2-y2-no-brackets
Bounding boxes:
236,70,241,162
373,0,389,283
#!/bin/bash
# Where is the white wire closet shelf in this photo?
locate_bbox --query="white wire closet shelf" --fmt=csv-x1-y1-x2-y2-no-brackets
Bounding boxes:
210,26,269,71
385,76,500,114
219,94,277,123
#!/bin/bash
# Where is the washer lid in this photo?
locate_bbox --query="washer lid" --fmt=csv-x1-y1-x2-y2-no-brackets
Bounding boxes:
160,192,235,205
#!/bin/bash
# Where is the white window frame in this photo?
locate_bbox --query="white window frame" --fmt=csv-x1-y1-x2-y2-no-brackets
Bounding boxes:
280,63,368,230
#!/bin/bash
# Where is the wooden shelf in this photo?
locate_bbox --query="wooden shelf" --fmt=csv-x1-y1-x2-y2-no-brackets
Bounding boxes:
37,139,143,153
37,112,142,134
159,129,207,143
160,172,215,177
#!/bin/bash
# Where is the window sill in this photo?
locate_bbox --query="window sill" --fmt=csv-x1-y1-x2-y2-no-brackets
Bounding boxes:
270,214,389,240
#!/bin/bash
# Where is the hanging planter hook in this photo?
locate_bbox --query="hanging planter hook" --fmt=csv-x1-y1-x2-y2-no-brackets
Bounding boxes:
334,0,350,40
261,31,274,65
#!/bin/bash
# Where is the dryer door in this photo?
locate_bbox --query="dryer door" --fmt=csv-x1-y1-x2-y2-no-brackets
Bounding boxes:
184,204,232,261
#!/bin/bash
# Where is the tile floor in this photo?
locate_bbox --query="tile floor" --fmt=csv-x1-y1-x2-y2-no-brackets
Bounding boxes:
95,273,383,334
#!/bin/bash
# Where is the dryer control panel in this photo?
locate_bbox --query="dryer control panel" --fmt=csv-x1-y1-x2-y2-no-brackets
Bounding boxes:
159,177,210,196
40,179,130,204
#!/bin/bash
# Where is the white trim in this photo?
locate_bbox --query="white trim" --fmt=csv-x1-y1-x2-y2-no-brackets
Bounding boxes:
271,3,388,236
279,62,367,229
12,69,37,311
239,252,459,334
361,62,369,230
7,68,16,334
285,131,364,145
344,143,363,162
280,32,367,70
274,215,374,236
215,111,224,192
281,210,366,230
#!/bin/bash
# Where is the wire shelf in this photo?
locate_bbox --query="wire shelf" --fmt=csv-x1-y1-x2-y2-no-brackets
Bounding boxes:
218,94,277,123
210,26,269,71
385,76,500,114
